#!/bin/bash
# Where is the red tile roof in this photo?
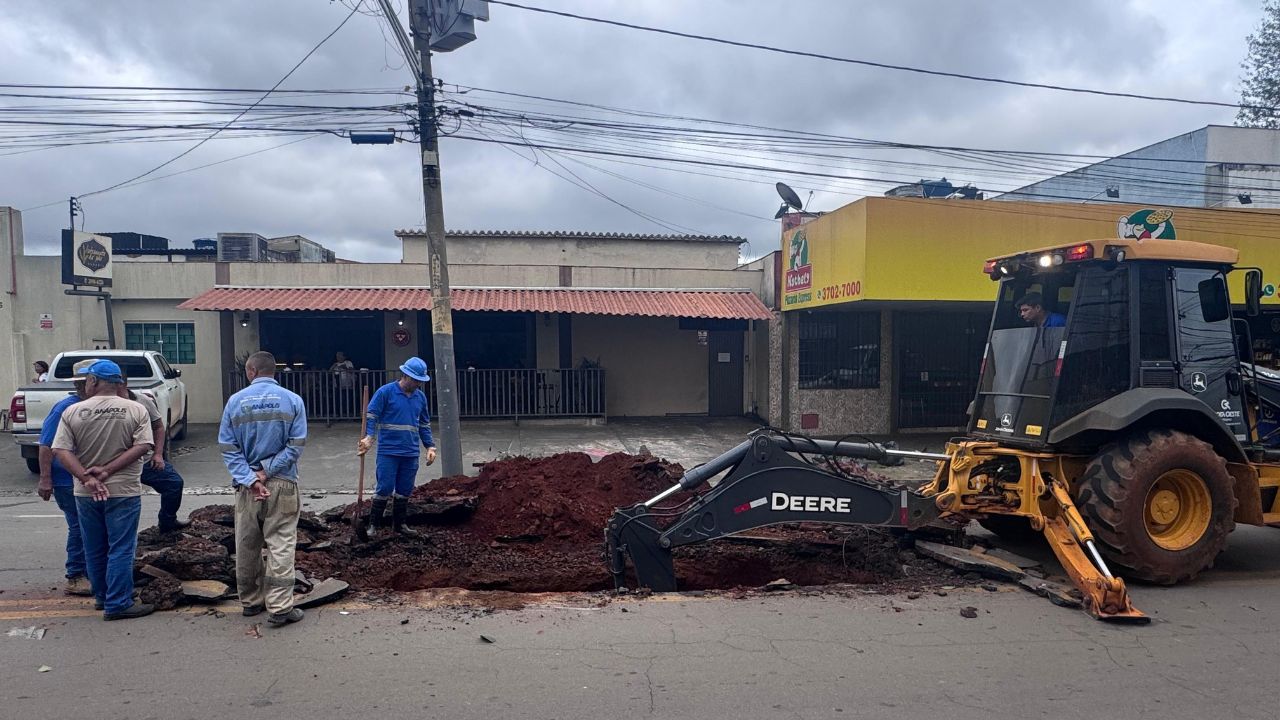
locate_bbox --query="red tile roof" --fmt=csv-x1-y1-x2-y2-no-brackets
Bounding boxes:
178,287,773,320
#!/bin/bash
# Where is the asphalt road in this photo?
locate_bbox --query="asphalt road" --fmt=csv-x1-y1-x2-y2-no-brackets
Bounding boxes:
4,423,1279,718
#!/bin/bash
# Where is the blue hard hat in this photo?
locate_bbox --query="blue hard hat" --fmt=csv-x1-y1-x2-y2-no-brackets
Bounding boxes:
85,359,124,383
399,357,431,382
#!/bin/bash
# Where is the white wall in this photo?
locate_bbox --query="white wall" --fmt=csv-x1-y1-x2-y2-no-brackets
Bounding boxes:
572,315,708,416
109,300,223,424
401,233,742,270
383,310,421,371
534,312,560,369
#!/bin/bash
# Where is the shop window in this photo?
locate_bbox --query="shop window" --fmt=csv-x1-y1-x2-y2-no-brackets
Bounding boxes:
124,322,196,365
798,311,880,389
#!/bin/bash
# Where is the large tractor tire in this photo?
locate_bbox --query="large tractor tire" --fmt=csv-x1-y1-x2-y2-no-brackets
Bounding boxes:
1076,429,1236,585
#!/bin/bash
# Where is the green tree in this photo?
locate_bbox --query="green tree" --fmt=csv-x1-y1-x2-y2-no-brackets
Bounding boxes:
1239,1,1280,127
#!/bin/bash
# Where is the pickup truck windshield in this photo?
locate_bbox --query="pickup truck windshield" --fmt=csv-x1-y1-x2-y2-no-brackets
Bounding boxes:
52,355,155,380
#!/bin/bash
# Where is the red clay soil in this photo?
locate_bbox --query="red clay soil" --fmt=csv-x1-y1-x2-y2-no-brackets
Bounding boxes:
137,452,953,598
415,451,682,544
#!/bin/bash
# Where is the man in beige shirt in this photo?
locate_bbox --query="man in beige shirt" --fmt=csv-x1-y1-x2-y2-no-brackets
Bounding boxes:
52,359,155,621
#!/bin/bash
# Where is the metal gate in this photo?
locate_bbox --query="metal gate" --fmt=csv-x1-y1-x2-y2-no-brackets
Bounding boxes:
707,331,744,416
896,311,989,429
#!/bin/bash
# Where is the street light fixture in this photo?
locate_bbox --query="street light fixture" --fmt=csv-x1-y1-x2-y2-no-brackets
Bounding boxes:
1080,186,1121,203
1209,193,1253,207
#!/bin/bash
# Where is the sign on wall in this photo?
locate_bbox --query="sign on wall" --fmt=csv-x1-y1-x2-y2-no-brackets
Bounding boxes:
1118,208,1176,241
62,231,112,288
38,313,53,331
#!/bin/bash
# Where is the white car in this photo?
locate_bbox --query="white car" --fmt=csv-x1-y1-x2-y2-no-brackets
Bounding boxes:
9,350,188,474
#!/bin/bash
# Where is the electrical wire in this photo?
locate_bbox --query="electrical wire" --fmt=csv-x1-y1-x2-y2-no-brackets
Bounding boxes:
73,1,365,201
487,0,1268,113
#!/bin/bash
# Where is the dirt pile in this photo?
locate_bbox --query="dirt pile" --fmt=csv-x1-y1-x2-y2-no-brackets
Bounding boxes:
131,452,959,600
419,451,682,544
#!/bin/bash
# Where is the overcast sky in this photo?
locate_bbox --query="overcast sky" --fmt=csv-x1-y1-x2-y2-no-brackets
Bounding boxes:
0,0,1264,262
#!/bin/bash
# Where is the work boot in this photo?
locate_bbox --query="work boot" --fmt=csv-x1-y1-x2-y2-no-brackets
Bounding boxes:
242,604,265,617
159,518,191,532
392,497,420,537
104,602,154,621
369,497,389,537
65,575,93,597
267,608,304,626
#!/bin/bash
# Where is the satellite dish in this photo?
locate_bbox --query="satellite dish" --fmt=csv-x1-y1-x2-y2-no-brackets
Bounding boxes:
776,182,804,211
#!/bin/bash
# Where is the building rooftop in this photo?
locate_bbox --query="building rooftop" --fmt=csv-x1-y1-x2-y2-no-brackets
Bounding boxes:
395,229,746,244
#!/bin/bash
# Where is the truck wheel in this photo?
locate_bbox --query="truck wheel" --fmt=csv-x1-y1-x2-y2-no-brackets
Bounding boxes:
977,515,1041,544
1077,429,1236,585
26,457,40,474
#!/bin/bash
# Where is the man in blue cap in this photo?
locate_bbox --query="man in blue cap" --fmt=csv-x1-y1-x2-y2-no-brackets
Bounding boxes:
50,359,155,620
357,356,436,537
35,359,96,597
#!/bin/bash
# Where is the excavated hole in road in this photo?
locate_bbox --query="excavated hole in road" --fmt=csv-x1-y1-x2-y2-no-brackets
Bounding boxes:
135,453,955,601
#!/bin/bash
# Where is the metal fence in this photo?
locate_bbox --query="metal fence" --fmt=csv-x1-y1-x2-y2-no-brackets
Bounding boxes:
224,368,606,421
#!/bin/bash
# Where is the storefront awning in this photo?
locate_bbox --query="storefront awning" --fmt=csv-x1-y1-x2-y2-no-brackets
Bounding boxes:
178,286,773,320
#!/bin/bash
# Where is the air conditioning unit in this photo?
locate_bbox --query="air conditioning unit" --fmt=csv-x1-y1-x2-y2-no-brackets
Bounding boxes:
216,233,271,262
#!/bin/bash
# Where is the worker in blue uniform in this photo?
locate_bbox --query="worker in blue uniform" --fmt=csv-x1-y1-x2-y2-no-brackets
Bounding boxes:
357,356,437,537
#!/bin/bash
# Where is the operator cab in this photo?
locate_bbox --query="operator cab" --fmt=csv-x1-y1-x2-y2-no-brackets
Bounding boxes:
970,239,1263,450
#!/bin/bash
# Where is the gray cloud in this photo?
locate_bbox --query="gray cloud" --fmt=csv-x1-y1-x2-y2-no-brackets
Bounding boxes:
0,0,1264,262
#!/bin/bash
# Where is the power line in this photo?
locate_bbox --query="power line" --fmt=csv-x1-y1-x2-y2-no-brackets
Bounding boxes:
21,135,323,212
74,1,364,201
486,0,1265,113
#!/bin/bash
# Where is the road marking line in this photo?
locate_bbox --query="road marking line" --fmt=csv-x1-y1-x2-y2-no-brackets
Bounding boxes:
13,514,63,519
0,609,101,620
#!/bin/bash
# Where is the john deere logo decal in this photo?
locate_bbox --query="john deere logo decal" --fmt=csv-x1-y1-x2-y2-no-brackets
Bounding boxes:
1191,372,1207,393
785,230,812,292
1118,209,1175,241
77,237,110,271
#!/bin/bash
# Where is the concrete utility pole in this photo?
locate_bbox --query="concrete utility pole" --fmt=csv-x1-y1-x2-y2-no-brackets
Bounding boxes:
406,4,463,477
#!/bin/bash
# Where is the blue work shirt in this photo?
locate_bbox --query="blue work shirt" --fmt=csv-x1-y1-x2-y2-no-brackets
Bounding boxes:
1044,313,1067,328
218,377,307,487
366,380,434,457
38,393,80,488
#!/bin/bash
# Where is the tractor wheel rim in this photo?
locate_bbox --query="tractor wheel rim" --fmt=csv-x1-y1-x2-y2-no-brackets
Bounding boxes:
1144,469,1212,552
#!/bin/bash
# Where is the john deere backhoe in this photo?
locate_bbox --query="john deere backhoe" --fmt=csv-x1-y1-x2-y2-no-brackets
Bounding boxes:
607,237,1280,623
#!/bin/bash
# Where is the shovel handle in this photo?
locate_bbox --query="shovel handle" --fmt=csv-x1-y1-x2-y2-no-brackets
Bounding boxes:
356,385,370,502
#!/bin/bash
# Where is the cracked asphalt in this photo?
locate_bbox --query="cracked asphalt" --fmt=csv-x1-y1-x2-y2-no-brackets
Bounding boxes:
4,423,1279,718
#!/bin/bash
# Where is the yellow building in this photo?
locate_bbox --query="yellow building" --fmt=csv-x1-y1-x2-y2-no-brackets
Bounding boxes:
774,197,1280,434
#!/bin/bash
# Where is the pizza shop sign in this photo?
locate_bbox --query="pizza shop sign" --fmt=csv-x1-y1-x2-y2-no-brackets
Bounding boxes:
785,230,812,292
62,231,113,288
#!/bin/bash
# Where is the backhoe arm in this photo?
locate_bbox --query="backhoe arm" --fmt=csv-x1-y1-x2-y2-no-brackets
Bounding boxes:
606,431,940,592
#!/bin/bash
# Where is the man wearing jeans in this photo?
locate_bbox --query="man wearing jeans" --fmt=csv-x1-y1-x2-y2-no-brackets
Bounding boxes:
35,359,95,597
356,357,437,537
51,359,155,621
115,375,189,532
219,351,308,627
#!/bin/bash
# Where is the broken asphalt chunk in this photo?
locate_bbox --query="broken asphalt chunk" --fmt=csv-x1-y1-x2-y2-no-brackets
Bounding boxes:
983,547,1043,570
294,578,350,609
915,541,1025,581
960,607,978,619
7,626,46,640
180,580,231,602
1018,577,1083,609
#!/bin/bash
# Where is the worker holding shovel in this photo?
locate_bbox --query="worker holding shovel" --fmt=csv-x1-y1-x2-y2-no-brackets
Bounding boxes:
356,357,437,537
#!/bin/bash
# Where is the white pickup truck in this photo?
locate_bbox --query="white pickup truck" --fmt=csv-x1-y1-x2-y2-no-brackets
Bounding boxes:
9,350,189,474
